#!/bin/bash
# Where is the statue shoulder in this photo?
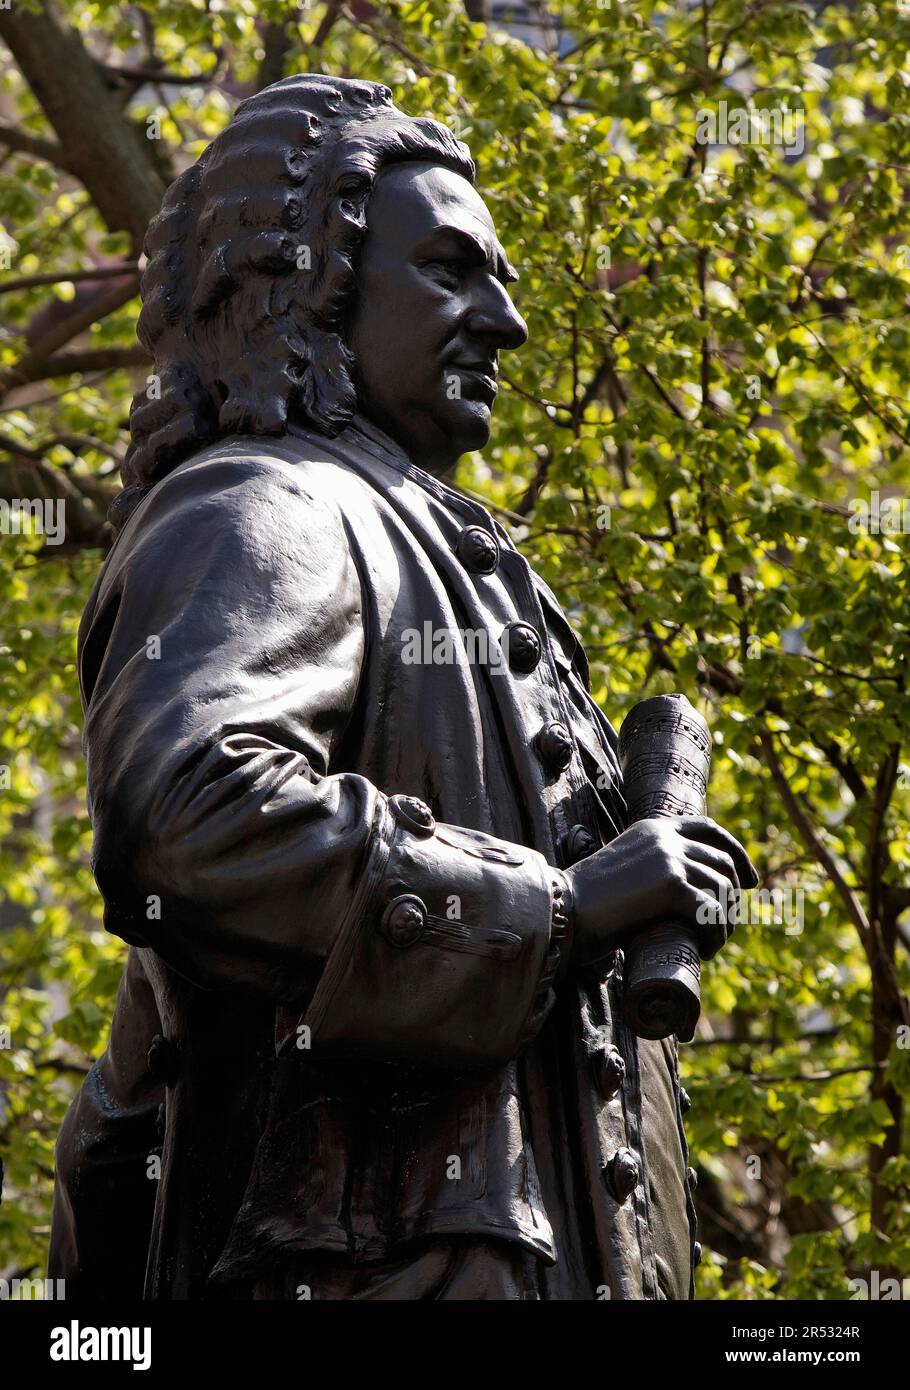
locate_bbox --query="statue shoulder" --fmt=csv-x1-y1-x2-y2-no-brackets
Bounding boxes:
119,433,360,546
91,434,370,623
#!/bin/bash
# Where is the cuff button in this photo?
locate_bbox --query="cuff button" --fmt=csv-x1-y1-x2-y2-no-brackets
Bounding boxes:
380,893,428,948
389,794,436,838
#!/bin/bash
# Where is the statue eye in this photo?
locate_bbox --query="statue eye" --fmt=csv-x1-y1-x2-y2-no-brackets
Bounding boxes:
423,258,464,289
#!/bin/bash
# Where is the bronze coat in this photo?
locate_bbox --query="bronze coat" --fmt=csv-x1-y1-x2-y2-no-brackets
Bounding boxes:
49,418,696,1300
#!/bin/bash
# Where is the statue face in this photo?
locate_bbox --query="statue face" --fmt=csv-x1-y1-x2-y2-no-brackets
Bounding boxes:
347,161,527,475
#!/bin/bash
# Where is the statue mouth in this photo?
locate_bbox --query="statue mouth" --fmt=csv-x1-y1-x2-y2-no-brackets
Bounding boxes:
450,362,498,400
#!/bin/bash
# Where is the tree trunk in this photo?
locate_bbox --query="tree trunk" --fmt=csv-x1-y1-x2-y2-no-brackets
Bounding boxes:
0,0,166,247
868,907,904,1272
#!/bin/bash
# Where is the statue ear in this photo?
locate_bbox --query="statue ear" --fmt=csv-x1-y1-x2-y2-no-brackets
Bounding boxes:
338,195,366,225
332,172,371,232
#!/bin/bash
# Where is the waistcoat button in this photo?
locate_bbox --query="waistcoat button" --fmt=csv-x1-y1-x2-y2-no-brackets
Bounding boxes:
537,720,573,771
558,823,597,865
147,1034,180,1086
605,1147,640,1203
504,622,541,674
455,525,499,575
593,1044,626,1098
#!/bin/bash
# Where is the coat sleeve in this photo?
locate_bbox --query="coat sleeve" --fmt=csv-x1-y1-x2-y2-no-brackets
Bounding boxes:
81,447,570,1071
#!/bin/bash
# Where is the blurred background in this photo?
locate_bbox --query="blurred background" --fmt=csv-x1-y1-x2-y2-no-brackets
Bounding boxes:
1,0,909,1299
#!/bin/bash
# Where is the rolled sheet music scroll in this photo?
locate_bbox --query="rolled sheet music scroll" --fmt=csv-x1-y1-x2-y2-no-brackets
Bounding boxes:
617,694,712,1043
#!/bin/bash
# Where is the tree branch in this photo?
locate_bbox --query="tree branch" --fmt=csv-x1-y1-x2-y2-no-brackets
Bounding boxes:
101,53,223,86
0,263,139,297
1,345,149,393
0,276,140,401
0,120,74,172
0,0,168,243
758,729,870,939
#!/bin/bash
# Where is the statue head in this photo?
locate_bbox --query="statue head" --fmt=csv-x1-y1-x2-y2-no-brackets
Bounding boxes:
117,74,527,528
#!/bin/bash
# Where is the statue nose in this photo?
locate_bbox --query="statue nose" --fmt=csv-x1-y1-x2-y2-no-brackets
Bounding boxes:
498,308,529,350
466,284,528,350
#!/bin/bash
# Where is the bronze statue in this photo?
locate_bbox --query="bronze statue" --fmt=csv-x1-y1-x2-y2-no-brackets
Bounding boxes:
49,75,756,1300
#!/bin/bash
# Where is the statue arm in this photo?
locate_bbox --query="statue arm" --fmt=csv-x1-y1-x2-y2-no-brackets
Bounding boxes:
80,449,567,1069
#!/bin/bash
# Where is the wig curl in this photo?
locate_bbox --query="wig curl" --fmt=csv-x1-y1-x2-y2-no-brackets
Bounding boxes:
116,75,474,530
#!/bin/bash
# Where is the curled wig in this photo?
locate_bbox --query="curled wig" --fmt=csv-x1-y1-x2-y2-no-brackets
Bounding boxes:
115,74,475,530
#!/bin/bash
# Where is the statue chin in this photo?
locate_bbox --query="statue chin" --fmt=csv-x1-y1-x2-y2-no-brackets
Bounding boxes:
443,396,494,455
368,397,494,475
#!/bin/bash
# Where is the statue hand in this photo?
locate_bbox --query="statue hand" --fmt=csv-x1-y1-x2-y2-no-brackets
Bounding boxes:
567,816,759,969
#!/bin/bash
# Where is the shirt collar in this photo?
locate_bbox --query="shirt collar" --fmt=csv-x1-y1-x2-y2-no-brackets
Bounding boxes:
344,414,485,520
292,411,511,545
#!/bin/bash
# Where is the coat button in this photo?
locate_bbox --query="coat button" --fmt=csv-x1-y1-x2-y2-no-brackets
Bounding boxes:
605,1147,640,1203
389,794,435,838
593,1043,626,1098
693,1241,703,1267
380,894,427,948
537,721,573,772
557,823,597,865
679,1087,692,1114
455,525,499,575
147,1034,180,1086
504,621,541,674
687,1166,698,1191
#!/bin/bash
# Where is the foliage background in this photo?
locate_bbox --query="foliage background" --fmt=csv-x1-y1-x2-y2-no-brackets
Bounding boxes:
1,0,909,1298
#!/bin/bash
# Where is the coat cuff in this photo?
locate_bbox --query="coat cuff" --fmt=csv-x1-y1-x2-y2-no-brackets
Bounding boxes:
296,794,571,1070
